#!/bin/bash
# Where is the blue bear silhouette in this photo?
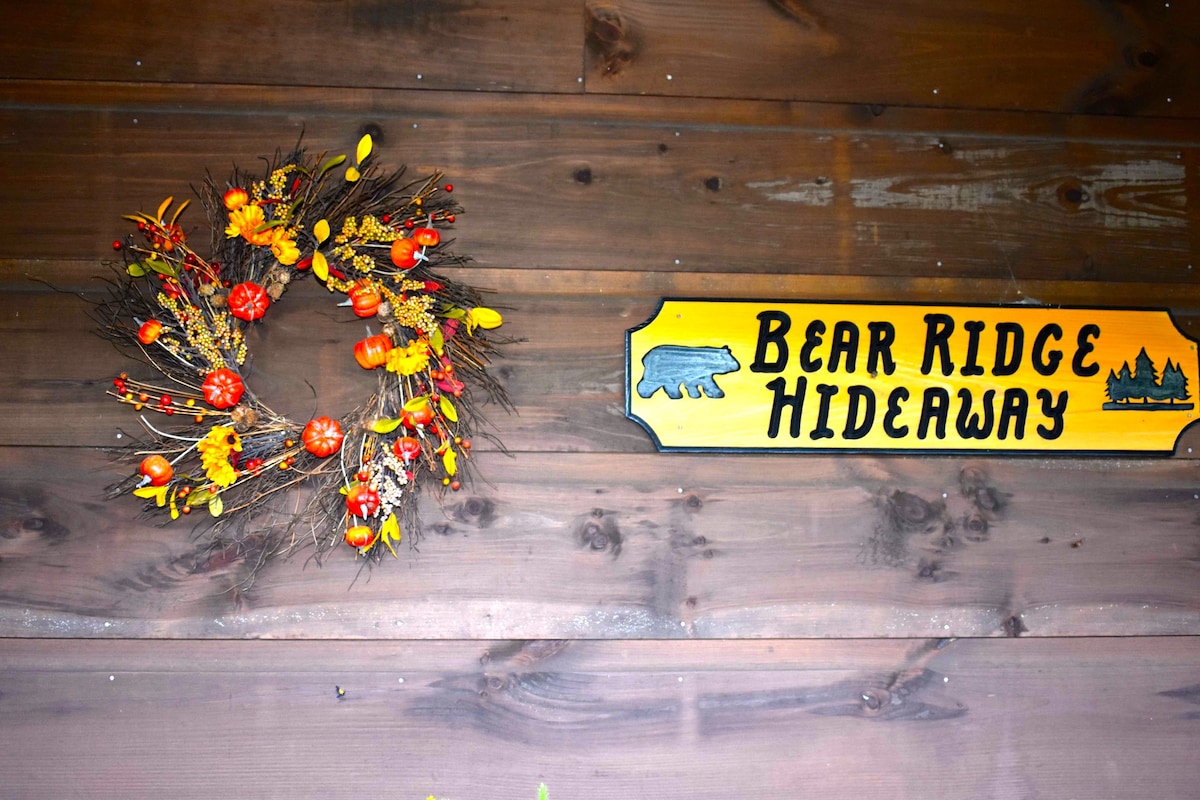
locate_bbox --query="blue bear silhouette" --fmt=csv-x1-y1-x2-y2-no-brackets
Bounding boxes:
637,344,741,399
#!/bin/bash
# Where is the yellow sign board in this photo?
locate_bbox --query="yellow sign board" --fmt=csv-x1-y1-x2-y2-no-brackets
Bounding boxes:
626,300,1199,454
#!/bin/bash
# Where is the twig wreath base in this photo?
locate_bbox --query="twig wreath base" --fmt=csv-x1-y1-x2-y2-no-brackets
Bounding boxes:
98,135,511,575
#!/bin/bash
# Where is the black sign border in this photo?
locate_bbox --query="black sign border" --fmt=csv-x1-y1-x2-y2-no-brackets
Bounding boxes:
625,297,1200,458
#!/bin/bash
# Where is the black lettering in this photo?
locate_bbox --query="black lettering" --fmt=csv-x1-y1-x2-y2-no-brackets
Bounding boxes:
992,322,1024,377
997,388,1029,440
751,310,791,373
955,388,995,439
884,387,909,438
810,384,839,440
1036,389,1067,440
921,314,955,376
1032,323,1063,377
765,376,807,439
918,387,950,440
799,320,825,372
959,321,986,376
843,386,876,440
867,322,896,376
1072,324,1101,377
828,321,860,373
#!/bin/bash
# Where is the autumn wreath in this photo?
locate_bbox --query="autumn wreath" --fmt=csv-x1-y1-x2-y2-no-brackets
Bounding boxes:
98,135,510,569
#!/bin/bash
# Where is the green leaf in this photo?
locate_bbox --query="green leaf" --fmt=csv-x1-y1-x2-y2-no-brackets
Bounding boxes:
439,395,458,423
251,219,287,233
209,494,224,517
443,306,467,320
371,417,403,434
538,784,549,800
429,325,445,356
403,396,430,413
318,154,346,178
146,258,179,279
126,262,147,277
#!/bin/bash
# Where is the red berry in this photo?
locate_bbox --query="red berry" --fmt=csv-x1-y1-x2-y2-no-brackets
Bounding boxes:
444,184,453,192
112,240,122,250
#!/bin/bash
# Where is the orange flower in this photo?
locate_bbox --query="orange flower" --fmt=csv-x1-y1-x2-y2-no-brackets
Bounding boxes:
223,187,249,211
225,204,273,246
270,228,300,265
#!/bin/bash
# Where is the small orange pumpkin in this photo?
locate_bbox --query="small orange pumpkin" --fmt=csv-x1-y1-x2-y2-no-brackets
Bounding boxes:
344,525,378,549
390,238,420,269
139,454,174,486
137,319,164,345
413,227,440,248
348,280,382,318
354,334,393,369
301,416,344,458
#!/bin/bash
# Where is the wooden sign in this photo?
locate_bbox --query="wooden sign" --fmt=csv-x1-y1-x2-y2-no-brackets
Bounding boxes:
626,300,1199,455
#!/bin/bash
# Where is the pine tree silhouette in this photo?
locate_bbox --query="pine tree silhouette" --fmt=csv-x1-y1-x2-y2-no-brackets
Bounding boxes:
1160,359,1190,402
1129,347,1158,402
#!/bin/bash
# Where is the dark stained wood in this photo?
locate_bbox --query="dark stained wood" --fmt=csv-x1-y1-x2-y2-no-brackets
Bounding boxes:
2,4,1200,796
0,93,1196,279
8,78,1200,144
2,637,1199,799
6,266,1200,451
0,0,583,93
584,0,1200,118
2,445,1199,638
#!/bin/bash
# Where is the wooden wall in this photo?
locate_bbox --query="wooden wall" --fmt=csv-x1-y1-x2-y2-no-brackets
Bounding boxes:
2,1,1199,797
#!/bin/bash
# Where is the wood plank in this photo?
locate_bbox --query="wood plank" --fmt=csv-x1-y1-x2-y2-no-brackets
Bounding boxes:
8,78,1200,144
1,637,1198,798
583,0,1200,118
6,267,1200,452
0,0,582,93
0,99,1195,278
2,445,1199,638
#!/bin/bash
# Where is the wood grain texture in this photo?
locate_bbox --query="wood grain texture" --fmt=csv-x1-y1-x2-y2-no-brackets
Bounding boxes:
2,637,1199,799
0,94,1196,278
0,0,583,93
6,266,1200,452
583,0,1200,117
3,444,1199,639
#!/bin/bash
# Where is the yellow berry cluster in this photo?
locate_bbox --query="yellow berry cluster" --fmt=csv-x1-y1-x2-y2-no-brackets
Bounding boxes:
157,294,247,371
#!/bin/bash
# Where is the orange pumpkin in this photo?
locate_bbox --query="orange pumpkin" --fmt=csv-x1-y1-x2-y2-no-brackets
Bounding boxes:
344,525,378,549
137,319,164,345
348,280,382,318
393,436,422,463
413,227,440,248
389,238,420,269
139,454,174,486
201,368,245,409
354,334,393,369
301,416,344,457
345,484,381,518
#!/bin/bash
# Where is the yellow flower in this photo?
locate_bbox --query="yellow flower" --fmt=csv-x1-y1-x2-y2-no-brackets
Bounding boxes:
270,228,300,265
197,425,243,487
225,204,273,246
386,340,431,376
